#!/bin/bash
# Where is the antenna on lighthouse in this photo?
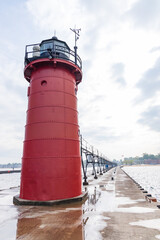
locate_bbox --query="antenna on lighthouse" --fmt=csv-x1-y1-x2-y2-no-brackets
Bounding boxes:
70,27,81,47
70,27,81,65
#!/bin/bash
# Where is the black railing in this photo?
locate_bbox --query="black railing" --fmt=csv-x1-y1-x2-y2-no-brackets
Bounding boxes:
25,43,82,69
80,135,117,185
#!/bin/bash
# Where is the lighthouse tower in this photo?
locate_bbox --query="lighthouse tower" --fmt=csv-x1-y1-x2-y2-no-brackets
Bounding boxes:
14,36,85,205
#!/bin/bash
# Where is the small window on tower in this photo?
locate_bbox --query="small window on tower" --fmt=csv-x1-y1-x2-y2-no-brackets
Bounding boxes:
41,80,47,86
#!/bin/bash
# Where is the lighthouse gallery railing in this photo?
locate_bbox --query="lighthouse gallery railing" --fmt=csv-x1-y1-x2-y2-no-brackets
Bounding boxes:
25,43,82,69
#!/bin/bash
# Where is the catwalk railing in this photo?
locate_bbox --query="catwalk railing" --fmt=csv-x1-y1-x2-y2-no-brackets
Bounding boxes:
25,43,82,69
80,135,117,185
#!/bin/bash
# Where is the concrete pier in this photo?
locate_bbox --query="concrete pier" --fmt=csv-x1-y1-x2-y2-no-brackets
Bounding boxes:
0,167,160,239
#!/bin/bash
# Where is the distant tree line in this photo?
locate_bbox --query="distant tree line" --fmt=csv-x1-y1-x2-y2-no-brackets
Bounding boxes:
0,163,21,168
121,153,160,165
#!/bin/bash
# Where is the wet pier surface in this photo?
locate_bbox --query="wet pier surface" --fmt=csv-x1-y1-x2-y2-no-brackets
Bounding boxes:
0,167,160,240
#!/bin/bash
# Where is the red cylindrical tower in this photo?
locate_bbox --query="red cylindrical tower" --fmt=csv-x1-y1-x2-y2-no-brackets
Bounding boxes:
17,37,83,203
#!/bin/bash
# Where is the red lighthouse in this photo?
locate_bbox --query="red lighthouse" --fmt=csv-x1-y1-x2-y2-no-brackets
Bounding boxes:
14,36,86,205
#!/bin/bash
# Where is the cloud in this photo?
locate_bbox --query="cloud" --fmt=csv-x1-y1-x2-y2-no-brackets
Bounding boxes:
126,0,160,29
0,82,26,163
26,0,88,35
1,0,160,163
111,62,126,86
136,57,160,102
81,126,121,144
138,105,160,132
150,46,160,53
0,50,27,163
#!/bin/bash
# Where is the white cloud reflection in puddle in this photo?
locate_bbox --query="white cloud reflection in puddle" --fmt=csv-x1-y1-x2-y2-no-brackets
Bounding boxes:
116,207,156,213
130,218,160,231
84,214,109,240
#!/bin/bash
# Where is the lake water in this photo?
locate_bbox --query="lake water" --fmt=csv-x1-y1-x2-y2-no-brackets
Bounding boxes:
0,169,20,190
123,165,160,202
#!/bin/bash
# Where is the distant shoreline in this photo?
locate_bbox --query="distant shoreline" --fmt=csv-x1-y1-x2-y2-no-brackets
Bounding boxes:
0,169,21,174
124,164,160,167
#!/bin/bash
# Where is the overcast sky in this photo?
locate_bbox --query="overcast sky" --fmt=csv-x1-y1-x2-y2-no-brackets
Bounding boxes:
0,0,160,163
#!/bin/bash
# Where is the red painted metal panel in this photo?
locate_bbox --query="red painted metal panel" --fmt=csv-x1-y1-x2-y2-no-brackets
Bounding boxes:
20,59,82,201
